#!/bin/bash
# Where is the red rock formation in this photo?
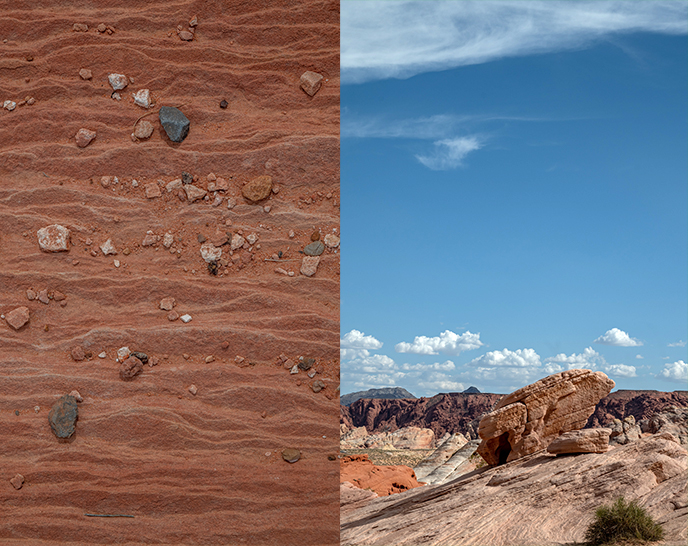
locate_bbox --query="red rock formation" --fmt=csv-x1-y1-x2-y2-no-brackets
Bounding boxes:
340,454,425,497
0,1,339,544
586,390,688,427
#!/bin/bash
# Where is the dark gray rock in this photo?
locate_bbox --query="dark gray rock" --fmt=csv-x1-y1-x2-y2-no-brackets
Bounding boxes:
463,386,481,394
304,241,325,256
182,171,193,185
49,395,78,438
159,106,190,142
299,357,315,371
130,351,148,365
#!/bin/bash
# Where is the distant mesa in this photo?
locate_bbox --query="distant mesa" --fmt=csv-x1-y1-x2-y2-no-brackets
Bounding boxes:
340,387,416,407
463,386,481,394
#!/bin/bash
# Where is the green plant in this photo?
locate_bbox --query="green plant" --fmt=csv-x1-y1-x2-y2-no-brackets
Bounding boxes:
584,497,664,545
468,451,488,469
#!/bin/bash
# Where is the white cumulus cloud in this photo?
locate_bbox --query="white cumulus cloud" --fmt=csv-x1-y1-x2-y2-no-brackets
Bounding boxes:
604,364,637,378
594,328,643,347
635,354,644,359
658,360,688,383
395,330,483,356
416,136,484,170
468,348,541,368
341,0,688,83
341,329,383,350
401,360,456,372
668,340,687,347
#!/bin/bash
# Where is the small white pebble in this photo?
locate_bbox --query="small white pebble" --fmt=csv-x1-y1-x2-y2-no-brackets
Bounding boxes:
263,206,271,213
114,259,120,268
290,365,299,374
265,452,271,457
180,314,192,323
132,179,139,188
0,314,4,320
323,435,327,439
188,384,198,395
34,406,40,413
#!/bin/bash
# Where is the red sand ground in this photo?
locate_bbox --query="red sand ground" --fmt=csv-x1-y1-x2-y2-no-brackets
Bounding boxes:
0,1,339,544
340,455,426,497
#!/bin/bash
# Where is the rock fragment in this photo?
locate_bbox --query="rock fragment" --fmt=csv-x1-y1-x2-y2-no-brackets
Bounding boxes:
230,235,245,251
179,30,193,41
70,346,85,361
133,89,151,108
159,106,190,143
48,395,78,438
311,380,325,393
242,175,272,202
184,185,207,203
38,224,70,252
145,182,162,199
166,179,183,193
134,120,154,140
79,68,92,80
324,234,340,248
72,23,89,32
5,307,30,330
282,448,301,463
69,390,83,403
162,233,174,248
108,73,128,91
300,256,320,277
220,99,228,109
180,314,192,323
4,100,16,111
304,240,325,256
160,297,175,311
142,231,158,247
117,346,131,360
547,428,611,455
100,239,117,255
130,351,148,365
26,288,36,301
119,356,144,380
10,474,24,490
300,71,324,96
188,384,198,395
200,243,222,263
75,128,96,148
167,311,179,321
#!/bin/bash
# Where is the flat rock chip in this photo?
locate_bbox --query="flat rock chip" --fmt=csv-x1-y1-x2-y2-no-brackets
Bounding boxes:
282,448,301,463
200,243,222,263
49,395,78,439
311,380,326,393
108,73,128,90
323,234,340,248
79,68,92,80
304,240,325,256
134,120,154,139
75,128,96,148
300,256,320,277
119,356,144,380
182,171,193,185
159,106,190,143
145,182,162,199
70,346,85,361
300,71,324,96
6,306,30,330
179,30,193,41
133,88,151,108
10,474,24,490
298,357,315,371
242,175,272,202
72,23,89,32
130,351,148,365
100,239,117,255
184,185,207,203
160,297,175,311
37,224,70,252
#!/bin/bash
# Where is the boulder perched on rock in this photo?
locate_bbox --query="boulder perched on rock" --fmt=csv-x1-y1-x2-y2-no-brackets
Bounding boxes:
547,428,611,454
159,106,190,142
477,369,615,465
48,395,78,438
609,415,642,445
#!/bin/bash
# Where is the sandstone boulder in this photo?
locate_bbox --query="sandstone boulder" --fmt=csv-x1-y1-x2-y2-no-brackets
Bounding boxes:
640,406,688,446
477,369,615,465
609,415,642,445
547,428,611,454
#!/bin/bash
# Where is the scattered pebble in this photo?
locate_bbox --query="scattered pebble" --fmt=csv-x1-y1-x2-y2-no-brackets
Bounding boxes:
133,89,151,109
70,346,85,362
3,100,16,111
145,182,162,199
205,355,215,363
134,120,154,140
180,314,192,323
299,357,315,371
10,474,24,490
300,71,324,96
37,224,70,252
117,347,131,360
189,15,198,27
120,356,143,380
113,259,120,268
100,239,117,255
308,370,316,378
304,240,325,256
69,390,83,403
79,68,92,80
75,128,96,148
34,406,40,413
159,106,190,143
142,231,158,247
290,365,299,375
311,231,320,241
323,234,340,248
288,230,295,238
188,384,198,395
160,297,175,311
162,233,174,248
275,267,289,276
184,185,207,203
311,380,325,393
220,99,228,109
112,92,121,101
37,289,49,304
108,73,128,91
230,235,245,251
5,307,30,330
166,179,183,193
131,351,148,365
281,448,301,463
26,288,36,301
179,30,193,41
167,311,179,321
48,394,78,438
98,352,107,359
242,175,272,203
72,23,89,32
300,256,320,277
97,23,107,33
263,205,271,213
200,243,222,263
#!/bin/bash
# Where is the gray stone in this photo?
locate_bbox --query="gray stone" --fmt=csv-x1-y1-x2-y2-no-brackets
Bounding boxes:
130,351,148,365
299,357,315,371
304,241,325,256
159,106,190,143
49,395,78,438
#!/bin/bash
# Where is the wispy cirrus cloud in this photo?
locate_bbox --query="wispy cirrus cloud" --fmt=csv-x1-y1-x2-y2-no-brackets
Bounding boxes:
415,136,484,170
342,0,688,84
668,340,687,347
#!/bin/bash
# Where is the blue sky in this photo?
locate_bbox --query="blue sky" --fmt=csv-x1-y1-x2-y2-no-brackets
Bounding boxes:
340,1,688,396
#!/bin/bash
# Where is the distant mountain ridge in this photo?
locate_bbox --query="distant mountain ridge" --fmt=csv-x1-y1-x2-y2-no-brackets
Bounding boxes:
340,387,417,407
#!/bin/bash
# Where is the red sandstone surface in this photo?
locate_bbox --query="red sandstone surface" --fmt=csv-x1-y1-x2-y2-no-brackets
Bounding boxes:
0,1,339,544
340,454,425,497
341,390,688,438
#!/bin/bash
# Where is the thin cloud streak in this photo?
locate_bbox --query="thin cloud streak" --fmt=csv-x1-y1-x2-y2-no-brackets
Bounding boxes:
342,0,688,83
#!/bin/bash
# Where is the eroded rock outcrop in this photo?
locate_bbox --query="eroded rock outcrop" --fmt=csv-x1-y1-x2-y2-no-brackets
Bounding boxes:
341,425,435,450
340,454,425,497
477,369,615,465
547,428,611,454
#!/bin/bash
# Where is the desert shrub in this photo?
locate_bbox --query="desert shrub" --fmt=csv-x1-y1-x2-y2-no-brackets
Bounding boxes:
468,451,488,469
584,497,664,545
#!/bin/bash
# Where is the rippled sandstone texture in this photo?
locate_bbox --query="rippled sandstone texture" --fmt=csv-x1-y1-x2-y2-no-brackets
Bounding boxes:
0,1,339,544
